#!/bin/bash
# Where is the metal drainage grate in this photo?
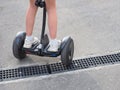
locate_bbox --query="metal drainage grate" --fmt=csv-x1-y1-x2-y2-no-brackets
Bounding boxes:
0,65,48,81
50,53,120,73
0,53,120,82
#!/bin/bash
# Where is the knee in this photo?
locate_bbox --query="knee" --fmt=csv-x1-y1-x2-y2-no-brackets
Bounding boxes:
29,0,37,8
45,0,56,10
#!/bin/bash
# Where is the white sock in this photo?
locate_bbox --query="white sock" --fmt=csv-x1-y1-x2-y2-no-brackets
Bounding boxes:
26,36,33,41
50,38,55,41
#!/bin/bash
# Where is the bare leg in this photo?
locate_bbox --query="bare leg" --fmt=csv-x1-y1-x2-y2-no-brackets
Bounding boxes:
26,0,38,36
24,0,39,48
45,0,61,52
45,0,57,39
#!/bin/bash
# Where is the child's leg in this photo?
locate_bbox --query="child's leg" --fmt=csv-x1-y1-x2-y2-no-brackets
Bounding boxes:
26,0,38,36
24,0,39,48
45,0,61,52
45,0,57,39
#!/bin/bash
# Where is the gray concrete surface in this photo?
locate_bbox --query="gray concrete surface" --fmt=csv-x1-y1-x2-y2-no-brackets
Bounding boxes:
0,0,120,90
0,0,120,69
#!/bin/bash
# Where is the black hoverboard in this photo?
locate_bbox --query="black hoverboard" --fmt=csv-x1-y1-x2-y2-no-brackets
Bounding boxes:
12,0,74,66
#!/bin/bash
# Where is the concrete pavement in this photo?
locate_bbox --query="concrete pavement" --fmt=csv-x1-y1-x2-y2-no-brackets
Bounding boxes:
0,0,120,90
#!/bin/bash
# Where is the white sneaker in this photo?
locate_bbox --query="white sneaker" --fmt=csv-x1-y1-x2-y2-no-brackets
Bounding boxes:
23,37,39,48
47,39,61,52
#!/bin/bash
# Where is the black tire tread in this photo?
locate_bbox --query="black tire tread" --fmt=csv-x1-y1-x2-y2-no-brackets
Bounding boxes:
61,38,74,66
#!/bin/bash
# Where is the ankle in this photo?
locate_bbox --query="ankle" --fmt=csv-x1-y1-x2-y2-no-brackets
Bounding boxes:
26,35,33,41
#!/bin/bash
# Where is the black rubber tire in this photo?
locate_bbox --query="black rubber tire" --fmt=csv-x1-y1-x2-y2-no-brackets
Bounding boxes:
61,38,74,66
12,32,26,59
